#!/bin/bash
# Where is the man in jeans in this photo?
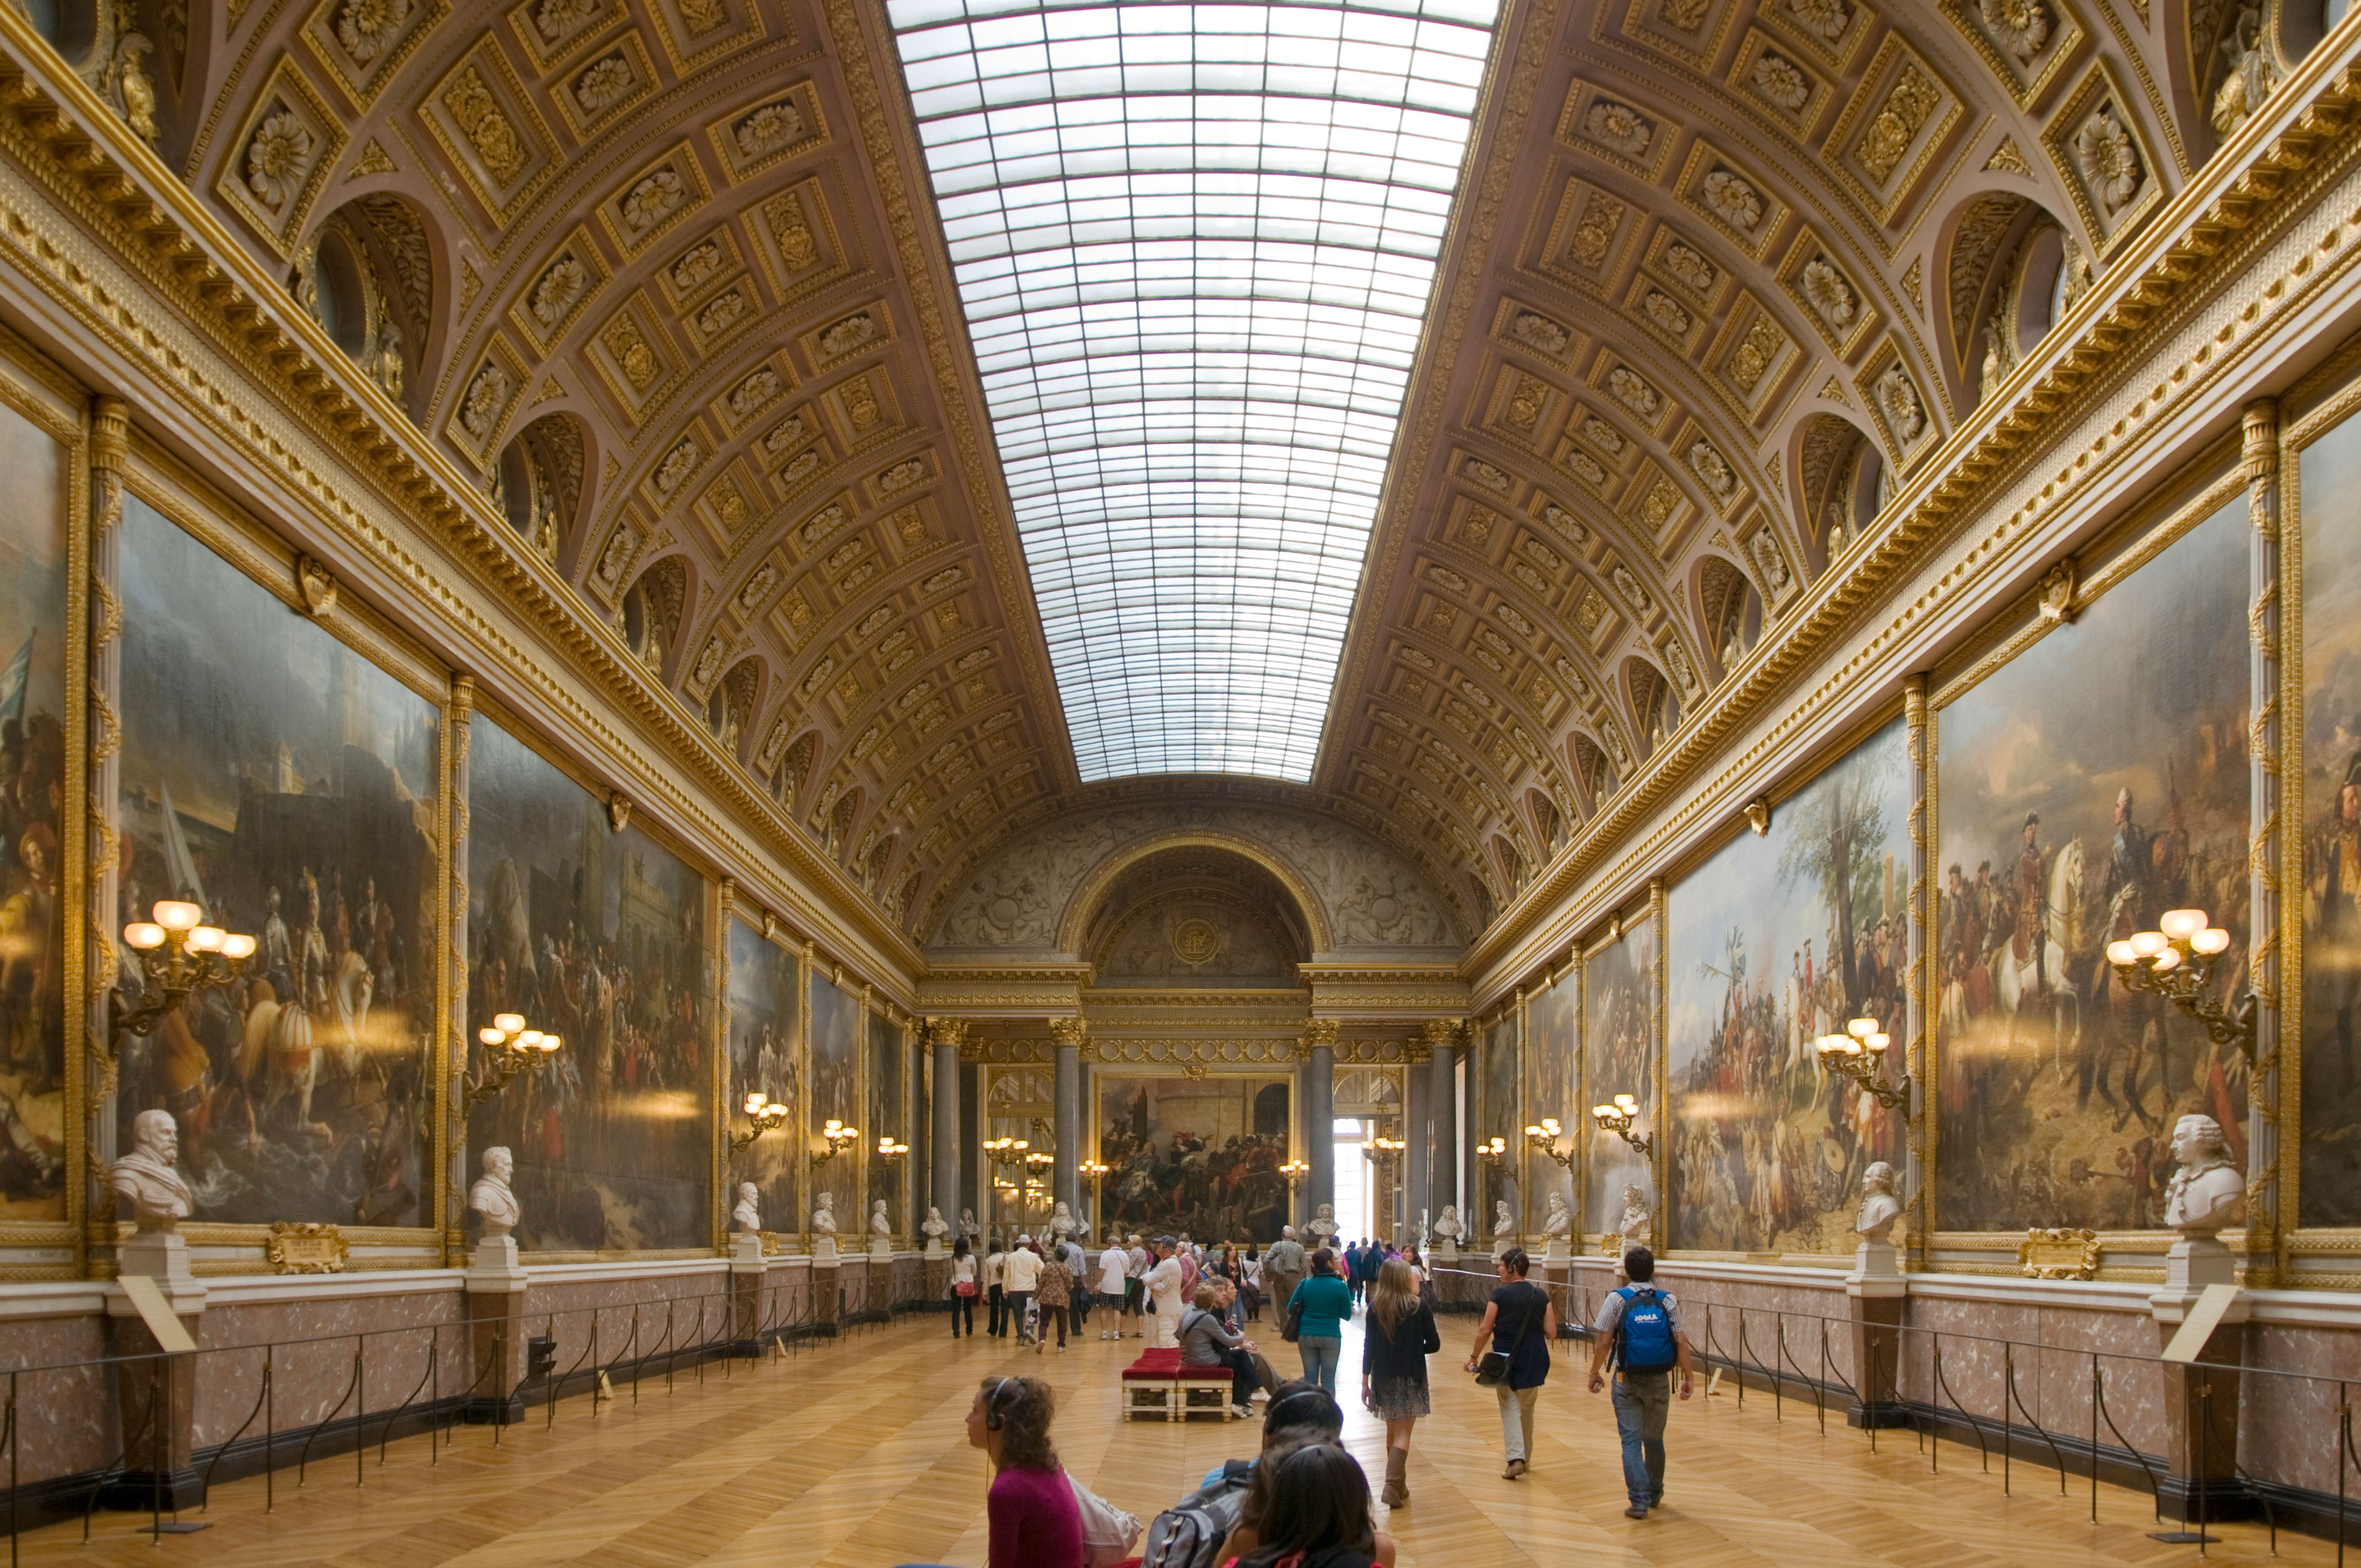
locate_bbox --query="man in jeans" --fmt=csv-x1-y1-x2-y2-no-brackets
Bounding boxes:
1262,1226,1306,1326
1586,1247,1695,1518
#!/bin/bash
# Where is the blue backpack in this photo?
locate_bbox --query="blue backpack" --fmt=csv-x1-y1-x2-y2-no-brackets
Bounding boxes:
1613,1285,1678,1374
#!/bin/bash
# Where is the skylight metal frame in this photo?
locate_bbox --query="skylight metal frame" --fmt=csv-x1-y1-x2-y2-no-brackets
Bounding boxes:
887,0,1502,782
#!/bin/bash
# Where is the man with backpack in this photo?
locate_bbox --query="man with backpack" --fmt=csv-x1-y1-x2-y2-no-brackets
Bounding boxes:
1586,1247,1696,1519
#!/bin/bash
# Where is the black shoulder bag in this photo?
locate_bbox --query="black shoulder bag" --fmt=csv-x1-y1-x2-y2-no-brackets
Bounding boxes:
1474,1292,1540,1387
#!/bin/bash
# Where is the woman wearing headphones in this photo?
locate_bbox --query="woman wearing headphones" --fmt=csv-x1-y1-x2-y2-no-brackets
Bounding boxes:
963,1375,1083,1568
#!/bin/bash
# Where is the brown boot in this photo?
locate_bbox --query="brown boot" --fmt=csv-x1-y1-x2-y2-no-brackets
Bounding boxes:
1381,1446,1409,1507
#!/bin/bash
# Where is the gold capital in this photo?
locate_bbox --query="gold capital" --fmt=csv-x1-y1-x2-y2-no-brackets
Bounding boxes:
1301,1018,1341,1051
1049,1016,1088,1050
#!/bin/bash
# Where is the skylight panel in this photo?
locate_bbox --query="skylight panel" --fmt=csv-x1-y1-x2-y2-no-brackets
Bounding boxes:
888,0,1500,782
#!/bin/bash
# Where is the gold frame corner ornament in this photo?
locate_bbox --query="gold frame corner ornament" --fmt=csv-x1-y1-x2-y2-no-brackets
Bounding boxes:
2017,1226,2101,1281
266,1220,350,1274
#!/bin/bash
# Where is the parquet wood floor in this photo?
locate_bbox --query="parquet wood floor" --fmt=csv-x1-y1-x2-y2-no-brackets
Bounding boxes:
23,1312,2319,1567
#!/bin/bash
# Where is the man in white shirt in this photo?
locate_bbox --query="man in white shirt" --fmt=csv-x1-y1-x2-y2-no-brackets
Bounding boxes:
983,1243,1008,1338
1095,1241,1131,1341
1263,1226,1306,1328
1143,1239,1187,1349
1126,1235,1150,1339
1002,1236,1044,1344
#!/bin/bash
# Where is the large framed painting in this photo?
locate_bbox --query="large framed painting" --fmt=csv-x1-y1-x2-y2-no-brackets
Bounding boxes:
1479,1016,1516,1228
2300,403,2361,1226
116,491,439,1228
1668,717,1910,1255
1583,913,1658,1238
1935,485,2249,1233
1096,1075,1290,1243
725,915,799,1239
1522,978,1576,1236
466,716,711,1251
867,1010,903,1231
808,970,861,1232
0,382,73,1222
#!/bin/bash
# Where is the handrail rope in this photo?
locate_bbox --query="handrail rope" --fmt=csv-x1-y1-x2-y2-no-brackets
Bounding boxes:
198,1350,272,1507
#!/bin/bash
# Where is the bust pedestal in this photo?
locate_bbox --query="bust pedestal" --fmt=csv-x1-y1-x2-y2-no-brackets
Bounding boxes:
2150,1236,2250,1524
811,1234,838,1262
1843,1243,1907,1430
463,1236,530,1425
106,1235,208,1510
812,1249,843,1336
925,1236,945,1257
730,1233,767,1354
868,1236,893,1260
1542,1236,1567,1263
1431,1238,1458,1261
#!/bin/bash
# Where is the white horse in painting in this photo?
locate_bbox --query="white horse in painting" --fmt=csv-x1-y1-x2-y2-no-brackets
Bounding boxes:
1989,838,2092,1073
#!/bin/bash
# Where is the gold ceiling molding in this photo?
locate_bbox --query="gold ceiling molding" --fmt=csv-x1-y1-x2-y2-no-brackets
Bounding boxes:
1456,41,2361,1000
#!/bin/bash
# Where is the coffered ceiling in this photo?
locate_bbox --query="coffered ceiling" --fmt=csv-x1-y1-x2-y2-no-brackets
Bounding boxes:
79,0,2275,947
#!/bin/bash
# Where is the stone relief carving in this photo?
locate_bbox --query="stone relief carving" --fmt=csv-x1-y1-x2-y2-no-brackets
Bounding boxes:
931,804,1463,951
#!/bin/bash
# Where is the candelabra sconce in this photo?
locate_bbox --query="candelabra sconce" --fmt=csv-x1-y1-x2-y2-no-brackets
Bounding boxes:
465,1012,563,1111
728,1092,793,1154
1590,1095,1652,1158
2107,907,2256,1060
1813,1016,1910,1111
809,1117,859,1170
876,1134,909,1162
1079,1158,1109,1225
1523,1117,1576,1170
1475,1135,1508,1166
114,901,258,1048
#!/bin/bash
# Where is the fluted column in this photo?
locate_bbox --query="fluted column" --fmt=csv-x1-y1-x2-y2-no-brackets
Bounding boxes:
1424,1020,1461,1236
1050,1017,1085,1218
1404,1054,1430,1246
1303,1019,1337,1235
927,1018,967,1241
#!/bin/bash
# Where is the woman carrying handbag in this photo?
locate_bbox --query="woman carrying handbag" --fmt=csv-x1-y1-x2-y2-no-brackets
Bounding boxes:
1462,1248,1556,1479
949,1240,978,1338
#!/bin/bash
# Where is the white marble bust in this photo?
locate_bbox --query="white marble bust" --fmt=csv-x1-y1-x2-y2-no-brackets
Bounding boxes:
1049,1201,1075,1239
921,1206,950,1242
1492,1199,1515,1245
1540,1191,1572,1238
958,1207,978,1241
110,1109,192,1232
469,1146,520,1238
1618,1184,1653,1250
812,1191,838,1235
869,1197,892,1237
1854,1162,1903,1244
2164,1114,2245,1238
732,1181,762,1234
1432,1204,1462,1244
1308,1203,1337,1243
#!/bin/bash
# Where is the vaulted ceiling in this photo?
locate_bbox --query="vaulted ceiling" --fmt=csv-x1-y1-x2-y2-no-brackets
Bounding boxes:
65,0,2296,948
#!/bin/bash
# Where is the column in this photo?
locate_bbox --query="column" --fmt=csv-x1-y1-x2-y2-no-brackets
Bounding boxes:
1051,1017,1085,1220
1403,1056,1430,1247
2244,396,2282,1282
927,1018,965,1251
1425,1021,1460,1246
1904,673,1930,1270
85,397,127,1279
1304,1020,1337,1238
444,675,475,1266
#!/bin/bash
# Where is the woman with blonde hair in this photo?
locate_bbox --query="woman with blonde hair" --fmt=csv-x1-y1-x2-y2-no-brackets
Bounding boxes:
1359,1256,1440,1507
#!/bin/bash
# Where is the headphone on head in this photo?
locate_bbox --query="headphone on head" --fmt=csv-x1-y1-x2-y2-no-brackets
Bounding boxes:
984,1376,1025,1433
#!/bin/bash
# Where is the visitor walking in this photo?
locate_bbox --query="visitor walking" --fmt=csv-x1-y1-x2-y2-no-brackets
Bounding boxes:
984,1240,1009,1338
1342,1240,1364,1306
1004,1235,1043,1345
1586,1247,1695,1518
1360,1257,1440,1507
1463,1247,1554,1479
949,1239,976,1338
1126,1234,1150,1338
1263,1227,1305,1330
1287,1247,1352,1394
1036,1241,1072,1351
1095,1237,1130,1340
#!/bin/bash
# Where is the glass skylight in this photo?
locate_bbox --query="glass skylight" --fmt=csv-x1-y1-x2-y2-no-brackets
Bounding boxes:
886,0,1501,781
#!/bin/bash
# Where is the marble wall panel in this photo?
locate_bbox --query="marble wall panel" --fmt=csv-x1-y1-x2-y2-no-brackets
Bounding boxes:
190,1289,466,1444
0,1316,111,1483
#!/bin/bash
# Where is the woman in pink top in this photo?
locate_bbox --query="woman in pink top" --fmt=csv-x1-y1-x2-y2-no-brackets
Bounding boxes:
893,1376,1082,1568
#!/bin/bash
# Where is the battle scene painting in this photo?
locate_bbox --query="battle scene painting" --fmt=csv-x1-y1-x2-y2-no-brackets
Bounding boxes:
1669,719,1910,1255
1480,1017,1516,1227
808,972,861,1229
466,719,710,1252
1936,496,2249,1233
867,1011,903,1230
116,496,438,1227
2301,413,2361,1225
1097,1077,1290,1243
1523,980,1575,1234
726,916,798,1239
1584,917,1657,1238
0,399,68,1218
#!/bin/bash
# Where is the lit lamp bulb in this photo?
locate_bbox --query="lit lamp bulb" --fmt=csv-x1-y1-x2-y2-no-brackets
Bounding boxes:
151,900,202,933
186,926,226,953
479,1026,505,1046
221,933,258,961
538,1034,561,1053
1866,1032,1891,1055
744,1092,770,1115
1591,1104,1613,1119
2129,931,2169,959
1614,1094,1637,1111
123,922,166,951
1542,1117,1562,1136
2192,927,2232,956
514,1030,543,1051
1847,1017,1877,1039
494,1012,525,1035
2159,908,2208,942
2106,940,2137,967
2151,947,2183,973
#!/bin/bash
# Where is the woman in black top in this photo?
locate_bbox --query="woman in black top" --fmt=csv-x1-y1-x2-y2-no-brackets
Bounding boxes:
1462,1247,1557,1480
1359,1257,1440,1507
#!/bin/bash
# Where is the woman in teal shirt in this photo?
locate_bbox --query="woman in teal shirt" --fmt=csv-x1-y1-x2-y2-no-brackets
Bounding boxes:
1287,1249,1354,1394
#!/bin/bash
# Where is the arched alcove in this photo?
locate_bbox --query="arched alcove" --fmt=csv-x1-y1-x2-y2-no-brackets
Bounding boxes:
1570,731,1618,815
1944,193,2078,409
1624,658,1679,758
495,413,587,562
1079,846,1313,986
293,194,433,417
771,729,818,809
707,656,762,758
1696,554,1762,680
1793,413,1884,574
620,555,688,679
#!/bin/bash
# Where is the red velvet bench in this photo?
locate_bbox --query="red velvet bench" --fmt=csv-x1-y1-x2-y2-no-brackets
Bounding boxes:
1120,1348,1236,1421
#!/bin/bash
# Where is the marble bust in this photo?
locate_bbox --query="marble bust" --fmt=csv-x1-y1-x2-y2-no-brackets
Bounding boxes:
1491,1200,1515,1252
469,1146,520,1238
1617,1184,1653,1252
812,1191,838,1235
1308,1203,1338,1244
1431,1204,1462,1249
869,1197,892,1237
921,1206,950,1243
732,1181,762,1234
2164,1114,2245,1238
958,1207,979,1241
1049,1201,1075,1240
1540,1191,1572,1238
1854,1162,1903,1244
110,1109,192,1232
